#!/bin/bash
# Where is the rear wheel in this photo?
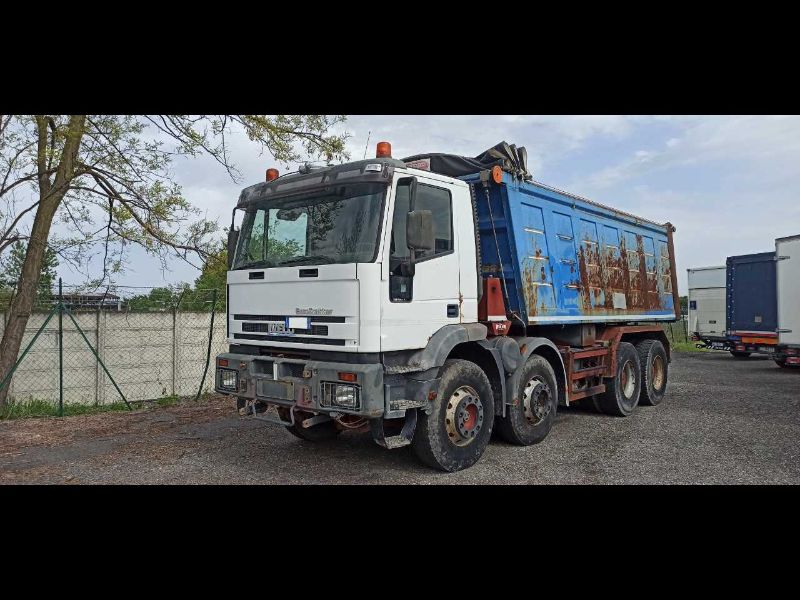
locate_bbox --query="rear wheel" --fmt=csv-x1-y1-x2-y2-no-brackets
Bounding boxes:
636,339,668,406
496,354,558,445
411,359,494,472
730,351,751,359
597,342,641,417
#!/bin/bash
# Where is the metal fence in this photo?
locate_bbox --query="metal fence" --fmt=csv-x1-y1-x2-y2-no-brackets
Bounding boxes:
0,284,226,407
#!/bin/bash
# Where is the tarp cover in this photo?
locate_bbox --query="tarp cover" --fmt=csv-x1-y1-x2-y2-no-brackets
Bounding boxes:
403,141,532,181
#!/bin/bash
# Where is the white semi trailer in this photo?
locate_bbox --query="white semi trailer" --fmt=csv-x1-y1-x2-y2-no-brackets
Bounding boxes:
687,266,727,349
775,235,800,368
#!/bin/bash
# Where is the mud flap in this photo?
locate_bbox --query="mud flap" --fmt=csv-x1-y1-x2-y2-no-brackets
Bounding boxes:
370,409,418,449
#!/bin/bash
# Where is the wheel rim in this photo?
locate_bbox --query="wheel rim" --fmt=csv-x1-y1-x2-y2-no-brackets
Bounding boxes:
522,377,552,426
651,355,665,391
620,360,636,399
445,385,484,447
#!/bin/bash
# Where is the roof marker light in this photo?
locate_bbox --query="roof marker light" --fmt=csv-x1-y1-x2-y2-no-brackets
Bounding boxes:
376,141,392,158
266,168,279,182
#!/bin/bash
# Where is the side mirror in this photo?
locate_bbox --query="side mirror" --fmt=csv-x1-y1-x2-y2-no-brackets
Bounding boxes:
406,210,434,251
227,228,239,268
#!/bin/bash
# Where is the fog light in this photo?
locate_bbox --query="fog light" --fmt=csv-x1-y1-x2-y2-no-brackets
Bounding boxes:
321,381,361,410
218,368,238,391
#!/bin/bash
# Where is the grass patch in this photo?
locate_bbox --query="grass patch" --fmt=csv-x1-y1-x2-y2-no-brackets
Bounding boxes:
1,398,132,420
1,393,194,420
670,341,708,352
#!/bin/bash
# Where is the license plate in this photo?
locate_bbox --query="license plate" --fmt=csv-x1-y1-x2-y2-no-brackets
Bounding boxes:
267,322,287,333
286,317,309,330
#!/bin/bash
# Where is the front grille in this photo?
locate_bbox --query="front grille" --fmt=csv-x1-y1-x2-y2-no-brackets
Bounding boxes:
233,314,285,321
234,314,346,324
304,316,346,323
233,333,346,346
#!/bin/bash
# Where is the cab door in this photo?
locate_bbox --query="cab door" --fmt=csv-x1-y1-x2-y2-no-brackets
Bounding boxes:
380,176,461,351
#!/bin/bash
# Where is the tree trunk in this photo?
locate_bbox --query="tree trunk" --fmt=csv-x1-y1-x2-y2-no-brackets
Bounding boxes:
0,115,85,409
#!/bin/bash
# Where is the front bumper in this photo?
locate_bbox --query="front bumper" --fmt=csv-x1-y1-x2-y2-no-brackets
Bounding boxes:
214,352,438,419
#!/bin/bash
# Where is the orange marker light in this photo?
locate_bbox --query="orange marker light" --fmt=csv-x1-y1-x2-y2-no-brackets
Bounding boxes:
376,141,392,158
218,359,229,367
338,372,357,382
491,165,503,184
266,168,280,182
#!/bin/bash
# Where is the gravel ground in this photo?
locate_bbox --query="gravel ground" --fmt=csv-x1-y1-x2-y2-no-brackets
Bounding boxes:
1,351,799,484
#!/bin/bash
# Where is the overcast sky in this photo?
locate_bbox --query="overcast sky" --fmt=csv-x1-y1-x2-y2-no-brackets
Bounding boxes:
60,115,800,294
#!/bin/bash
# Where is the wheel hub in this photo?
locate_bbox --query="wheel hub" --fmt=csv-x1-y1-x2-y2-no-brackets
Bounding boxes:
621,360,636,398
652,355,665,391
445,386,484,447
522,378,551,425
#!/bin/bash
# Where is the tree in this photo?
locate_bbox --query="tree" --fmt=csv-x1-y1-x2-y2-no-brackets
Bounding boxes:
0,115,349,407
0,239,58,293
679,295,688,317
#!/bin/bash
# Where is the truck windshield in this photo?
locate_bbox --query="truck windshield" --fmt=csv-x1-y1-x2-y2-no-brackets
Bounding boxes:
233,182,387,270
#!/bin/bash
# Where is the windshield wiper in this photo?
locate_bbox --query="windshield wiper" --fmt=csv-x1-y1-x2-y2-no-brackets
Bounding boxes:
278,255,335,266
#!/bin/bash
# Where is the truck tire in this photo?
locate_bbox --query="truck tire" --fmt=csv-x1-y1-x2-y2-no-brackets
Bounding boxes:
495,354,558,445
411,359,494,472
730,351,751,359
636,339,668,406
597,342,641,417
775,358,790,368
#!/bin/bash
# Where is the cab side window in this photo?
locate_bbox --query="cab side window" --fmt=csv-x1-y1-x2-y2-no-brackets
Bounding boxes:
390,182,452,268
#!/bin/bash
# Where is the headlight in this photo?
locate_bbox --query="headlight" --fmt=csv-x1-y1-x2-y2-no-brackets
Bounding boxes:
321,382,361,410
217,368,238,392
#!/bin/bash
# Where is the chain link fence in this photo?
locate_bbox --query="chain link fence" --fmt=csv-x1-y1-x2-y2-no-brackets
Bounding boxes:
0,284,226,408
663,317,690,346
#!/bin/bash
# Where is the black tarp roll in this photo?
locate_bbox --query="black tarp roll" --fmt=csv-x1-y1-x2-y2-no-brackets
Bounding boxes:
402,141,532,181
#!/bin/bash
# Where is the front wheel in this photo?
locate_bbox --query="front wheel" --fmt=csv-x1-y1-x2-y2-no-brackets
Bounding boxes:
597,342,642,417
411,359,495,472
495,354,558,445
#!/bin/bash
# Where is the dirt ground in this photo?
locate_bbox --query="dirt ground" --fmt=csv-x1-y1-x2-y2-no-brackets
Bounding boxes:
1,351,799,484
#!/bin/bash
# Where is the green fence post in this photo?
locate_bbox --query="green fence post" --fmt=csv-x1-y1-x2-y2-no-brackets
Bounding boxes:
58,278,64,417
0,303,60,397
194,288,218,402
63,306,132,410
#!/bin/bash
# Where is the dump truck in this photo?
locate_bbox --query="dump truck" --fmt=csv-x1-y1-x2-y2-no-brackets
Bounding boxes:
215,142,679,471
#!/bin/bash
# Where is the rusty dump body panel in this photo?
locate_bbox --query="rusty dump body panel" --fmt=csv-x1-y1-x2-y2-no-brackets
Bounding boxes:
465,172,680,325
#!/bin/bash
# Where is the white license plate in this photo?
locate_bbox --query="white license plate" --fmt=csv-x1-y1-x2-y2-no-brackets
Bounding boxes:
286,317,309,330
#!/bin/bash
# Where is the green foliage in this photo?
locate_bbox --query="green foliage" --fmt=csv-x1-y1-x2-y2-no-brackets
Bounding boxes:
0,115,351,279
679,295,688,316
1,398,131,420
0,240,59,291
194,240,228,296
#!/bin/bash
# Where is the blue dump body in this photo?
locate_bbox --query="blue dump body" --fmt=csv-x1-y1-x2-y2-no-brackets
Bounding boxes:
726,252,777,334
463,173,679,325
